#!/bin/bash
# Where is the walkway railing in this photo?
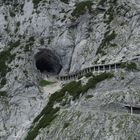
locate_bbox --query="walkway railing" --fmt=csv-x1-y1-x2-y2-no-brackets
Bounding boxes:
56,57,140,81
56,62,122,81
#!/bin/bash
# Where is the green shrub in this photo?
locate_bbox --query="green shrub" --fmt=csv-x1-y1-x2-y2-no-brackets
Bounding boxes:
8,40,20,50
39,80,55,87
0,49,14,77
16,21,20,27
71,1,93,18
126,62,137,70
25,106,59,140
103,0,117,24
40,38,44,45
96,30,117,55
1,78,6,86
32,0,42,7
121,62,137,70
98,0,106,6
0,91,7,97
104,5,114,24
25,72,114,140
63,81,83,100
120,63,126,68
29,36,35,42
9,10,15,17
0,40,20,78
63,122,70,129
83,72,114,94
85,72,92,77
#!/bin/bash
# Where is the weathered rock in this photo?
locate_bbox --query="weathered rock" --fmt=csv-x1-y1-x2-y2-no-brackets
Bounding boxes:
0,0,140,140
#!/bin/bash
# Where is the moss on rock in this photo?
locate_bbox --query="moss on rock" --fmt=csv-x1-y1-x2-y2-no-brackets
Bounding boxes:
71,1,93,18
25,72,114,140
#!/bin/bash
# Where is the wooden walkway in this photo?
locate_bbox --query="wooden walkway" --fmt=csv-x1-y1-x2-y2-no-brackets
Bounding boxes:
56,56,140,81
56,62,121,80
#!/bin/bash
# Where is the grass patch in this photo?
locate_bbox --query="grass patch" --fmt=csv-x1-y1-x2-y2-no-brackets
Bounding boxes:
0,40,20,83
96,0,118,56
98,0,106,6
1,78,7,86
25,72,114,140
0,91,7,97
85,72,93,78
8,40,20,50
63,122,70,129
71,1,93,18
9,10,16,17
96,30,117,55
121,62,137,70
39,80,55,87
103,0,117,24
32,0,43,8
0,49,14,77
40,38,44,45
25,106,59,140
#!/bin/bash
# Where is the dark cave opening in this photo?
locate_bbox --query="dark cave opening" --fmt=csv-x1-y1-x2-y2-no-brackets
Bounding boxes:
36,58,54,73
35,49,62,75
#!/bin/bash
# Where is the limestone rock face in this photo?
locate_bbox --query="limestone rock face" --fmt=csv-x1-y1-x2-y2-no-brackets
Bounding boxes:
0,0,140,140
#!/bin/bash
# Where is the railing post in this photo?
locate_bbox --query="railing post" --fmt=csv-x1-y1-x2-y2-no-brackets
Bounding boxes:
131,106,133,115
78,73,80,78
103,65,105,72
83,70,85,75
98,66,100,73
85,69,88,74
57,62,130,81
94,66,95,72
61,77,63,81
76,74,78,80
84,69,86,75
89,68,91,73
73,75,75,80
115,64,116,72
80,72,82,77
109,65,111,71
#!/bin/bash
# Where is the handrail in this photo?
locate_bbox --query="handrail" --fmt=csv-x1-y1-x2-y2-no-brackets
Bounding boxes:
54,57,139,81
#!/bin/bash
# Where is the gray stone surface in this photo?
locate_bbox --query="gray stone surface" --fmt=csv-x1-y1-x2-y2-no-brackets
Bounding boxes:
0,0,140,140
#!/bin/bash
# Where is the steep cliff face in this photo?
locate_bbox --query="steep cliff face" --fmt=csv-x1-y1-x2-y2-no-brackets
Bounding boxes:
0,0,140,140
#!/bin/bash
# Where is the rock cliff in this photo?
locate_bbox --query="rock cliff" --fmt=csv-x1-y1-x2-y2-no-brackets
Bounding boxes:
0,0,140,140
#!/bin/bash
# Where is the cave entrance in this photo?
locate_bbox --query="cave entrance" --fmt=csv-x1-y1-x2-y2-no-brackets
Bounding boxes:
35,49,62,75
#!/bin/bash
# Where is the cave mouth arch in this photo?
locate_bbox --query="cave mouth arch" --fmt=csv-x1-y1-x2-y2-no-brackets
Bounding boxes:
35,49,62,75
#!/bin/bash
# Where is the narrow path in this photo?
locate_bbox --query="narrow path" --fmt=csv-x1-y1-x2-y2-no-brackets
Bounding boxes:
56,57,140,81
43,79,63,96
